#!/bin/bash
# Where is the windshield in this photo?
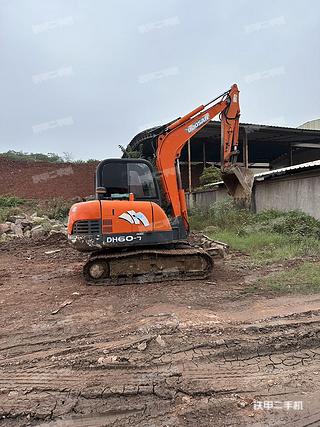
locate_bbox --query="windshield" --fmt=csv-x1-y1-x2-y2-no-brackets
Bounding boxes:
100,161,158,200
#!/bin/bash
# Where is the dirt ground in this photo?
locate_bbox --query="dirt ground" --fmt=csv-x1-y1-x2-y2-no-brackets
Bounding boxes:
0,236,320,427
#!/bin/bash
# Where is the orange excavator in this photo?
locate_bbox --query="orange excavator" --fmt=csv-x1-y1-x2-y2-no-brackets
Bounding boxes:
68,84,253,284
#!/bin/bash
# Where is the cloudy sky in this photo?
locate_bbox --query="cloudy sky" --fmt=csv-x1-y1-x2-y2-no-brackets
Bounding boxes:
0,0,319,160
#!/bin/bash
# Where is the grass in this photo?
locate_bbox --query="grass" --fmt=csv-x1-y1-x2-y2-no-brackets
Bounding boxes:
250,262,320,294
189,199,320,295
210,230,320,266
0,195,25,208
189,199,320,268
0,195,73,223
36,198,73,221
0,195,25,222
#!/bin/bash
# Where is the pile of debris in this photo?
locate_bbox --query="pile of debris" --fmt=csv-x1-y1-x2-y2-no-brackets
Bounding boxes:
0,213,67,242
188,232,229,258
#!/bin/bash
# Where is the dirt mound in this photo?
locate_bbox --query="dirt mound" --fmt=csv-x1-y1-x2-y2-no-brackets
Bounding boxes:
0,158,97,200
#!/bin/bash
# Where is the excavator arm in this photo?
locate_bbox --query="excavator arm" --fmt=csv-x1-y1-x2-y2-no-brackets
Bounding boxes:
155,84,253,230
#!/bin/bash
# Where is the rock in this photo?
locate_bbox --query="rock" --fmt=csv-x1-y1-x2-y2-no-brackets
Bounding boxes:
155,335,166,347
31,225,46,239
97,356,118,364
84,195,95,201
45,249,61,255
7,214,25,223
14,218,32,232
49,229,67,237
20,218,33,228
0,223,11,235
31,216,47,225
237,401,248,408
71,196,84,203
137,342,147,351
0,233,9,242
24,230,31,238
12,224,23,237
51,224,64,231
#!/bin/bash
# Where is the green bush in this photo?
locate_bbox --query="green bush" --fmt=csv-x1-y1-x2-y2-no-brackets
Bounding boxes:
189,201,320,261
0,195,25,208
0,150,65,163
188,207,211,230
190,200,320,239
0,207,22,222
271,211,320,238
0,196,25,222
189,201,320,270
0,150,99,164
199,166,222,186
37,198,73,221
189,198,252,232
244,210,320,239
119,145,143,159
208,199,252,231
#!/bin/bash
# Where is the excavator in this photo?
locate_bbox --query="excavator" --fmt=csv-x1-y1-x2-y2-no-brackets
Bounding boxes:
68,84,254,284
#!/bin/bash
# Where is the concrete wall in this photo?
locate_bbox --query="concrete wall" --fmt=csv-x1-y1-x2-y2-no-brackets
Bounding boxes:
187,187,228,209
186,170,320,219
253,172,320,219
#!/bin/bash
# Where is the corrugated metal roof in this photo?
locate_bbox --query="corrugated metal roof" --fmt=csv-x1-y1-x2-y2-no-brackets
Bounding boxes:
298,118,320,130
204,160,320,189
254,160,320,181
207,120,320,134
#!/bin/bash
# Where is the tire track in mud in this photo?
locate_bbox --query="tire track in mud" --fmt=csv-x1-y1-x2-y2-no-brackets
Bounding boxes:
1,239,320,426
1,312,320,426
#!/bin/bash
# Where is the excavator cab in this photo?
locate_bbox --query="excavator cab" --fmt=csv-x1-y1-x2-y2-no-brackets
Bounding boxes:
95,158,161,204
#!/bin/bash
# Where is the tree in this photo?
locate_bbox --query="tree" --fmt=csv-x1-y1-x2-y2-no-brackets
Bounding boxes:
199,166,222,186
119,145,143,159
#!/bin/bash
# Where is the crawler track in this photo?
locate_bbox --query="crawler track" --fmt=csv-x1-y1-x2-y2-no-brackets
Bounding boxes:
83,245,213,285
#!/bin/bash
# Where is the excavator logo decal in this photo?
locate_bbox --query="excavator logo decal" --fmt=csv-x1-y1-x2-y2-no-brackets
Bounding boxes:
119,210,150,227
186,113,210,134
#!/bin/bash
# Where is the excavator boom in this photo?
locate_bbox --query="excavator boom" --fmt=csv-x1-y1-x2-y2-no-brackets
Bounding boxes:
155,84,254,228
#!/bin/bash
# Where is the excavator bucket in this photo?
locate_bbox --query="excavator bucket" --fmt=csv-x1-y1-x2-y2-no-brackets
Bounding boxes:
221,165,254,207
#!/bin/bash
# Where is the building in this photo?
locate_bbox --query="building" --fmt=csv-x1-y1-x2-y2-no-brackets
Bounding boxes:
128,121,320,190
187,160,320,220
298,118,320,131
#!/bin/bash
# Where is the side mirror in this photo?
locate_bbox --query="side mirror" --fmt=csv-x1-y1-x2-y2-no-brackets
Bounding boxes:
96,186,107,195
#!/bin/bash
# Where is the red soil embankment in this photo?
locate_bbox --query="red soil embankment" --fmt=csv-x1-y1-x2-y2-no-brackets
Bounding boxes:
0,158,99,200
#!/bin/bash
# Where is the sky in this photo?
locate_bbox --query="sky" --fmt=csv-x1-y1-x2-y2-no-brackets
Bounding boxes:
0,0,319,160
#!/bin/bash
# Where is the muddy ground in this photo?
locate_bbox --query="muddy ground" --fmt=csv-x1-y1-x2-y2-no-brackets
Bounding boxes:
0,237,320,427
